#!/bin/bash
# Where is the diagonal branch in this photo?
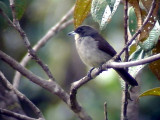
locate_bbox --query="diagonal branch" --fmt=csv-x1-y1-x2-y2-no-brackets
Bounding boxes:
12,6,74,88
0,71,44,119
0,108,40,120
70,51,160,112
0,50,92,120
70,52,160,116
1,3,91,120
9,0,55,82
116,0,156,58
70,0,157,111
70,68,105,110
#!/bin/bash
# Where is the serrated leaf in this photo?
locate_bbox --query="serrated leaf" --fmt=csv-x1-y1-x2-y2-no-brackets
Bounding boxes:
131,22,160,80
74,0,92,29
91,0,120,30
128,7,138,35
91,0,108,26
129,22,160,79
149,41,160,80
139,87,160,98
15,0,27,20
139,0,159,42
139,22,160,51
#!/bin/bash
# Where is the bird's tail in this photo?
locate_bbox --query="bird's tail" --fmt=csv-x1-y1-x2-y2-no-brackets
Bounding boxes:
115,68,138,86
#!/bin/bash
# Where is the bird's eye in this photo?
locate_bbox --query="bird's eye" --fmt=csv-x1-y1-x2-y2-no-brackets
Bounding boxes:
77,28,82,32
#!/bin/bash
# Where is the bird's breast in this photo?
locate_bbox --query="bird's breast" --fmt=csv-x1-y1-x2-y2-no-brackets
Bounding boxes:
75,36,112,67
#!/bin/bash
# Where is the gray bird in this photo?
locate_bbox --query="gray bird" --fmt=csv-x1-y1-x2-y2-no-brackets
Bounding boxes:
68,25,138,86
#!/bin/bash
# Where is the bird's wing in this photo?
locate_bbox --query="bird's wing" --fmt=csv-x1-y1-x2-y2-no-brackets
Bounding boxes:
91,33,117,57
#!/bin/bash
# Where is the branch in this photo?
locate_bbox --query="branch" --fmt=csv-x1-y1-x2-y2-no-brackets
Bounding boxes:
0,50,92,120
117,0,156,58
107,53,160,68
9,0,55,83
9,0,17,24
70,0,157,112
0,8,15,27
1,4,91,120
13,6,74,88
104,102,108,120
0,71,44,119
122,0,129,120
70,50,160,110
0,108,40,120
70,68,104,110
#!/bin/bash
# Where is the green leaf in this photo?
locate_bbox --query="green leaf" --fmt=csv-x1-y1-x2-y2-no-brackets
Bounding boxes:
139,87,160,98
128,47,147,77
91,0,108,29
128,7,137,35
158,6,160,23
91,0,120,30
15,0,27,20
149,40,160,81
0,1,8,30
139,22,160,52
0,1,8,13
128,22,160,79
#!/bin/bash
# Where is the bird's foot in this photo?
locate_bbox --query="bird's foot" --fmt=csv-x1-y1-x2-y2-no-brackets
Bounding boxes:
98,65,103,71
127,91,133,101
87,67,95,78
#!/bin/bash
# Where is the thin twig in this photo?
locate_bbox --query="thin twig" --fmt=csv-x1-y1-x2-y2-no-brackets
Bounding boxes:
0,8,15,27
0,50,92,120
13,6,74,88
0,108,40,120
9,0,17,24
122,84,129,120
0,71,44,119
104,102,108,120
122,1,129,120
116,0,156,58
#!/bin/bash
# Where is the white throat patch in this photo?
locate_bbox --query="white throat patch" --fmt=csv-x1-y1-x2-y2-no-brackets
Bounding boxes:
74,33,80,40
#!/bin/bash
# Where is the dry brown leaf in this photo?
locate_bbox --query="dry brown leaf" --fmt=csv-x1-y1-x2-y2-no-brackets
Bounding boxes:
139,0,160,42
149,40,160,80
74,0,92,29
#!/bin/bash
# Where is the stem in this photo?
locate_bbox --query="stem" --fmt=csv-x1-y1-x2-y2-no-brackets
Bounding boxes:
117,0,156,58
122,0,129,120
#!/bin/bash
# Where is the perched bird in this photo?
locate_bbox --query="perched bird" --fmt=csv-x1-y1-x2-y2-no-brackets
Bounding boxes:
68,25,138,86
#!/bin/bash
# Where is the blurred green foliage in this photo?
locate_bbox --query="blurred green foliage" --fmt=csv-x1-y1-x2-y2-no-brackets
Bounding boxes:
0,0,160,120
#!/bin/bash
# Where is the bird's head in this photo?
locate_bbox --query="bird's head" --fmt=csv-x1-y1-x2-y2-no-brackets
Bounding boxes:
68,25,98,38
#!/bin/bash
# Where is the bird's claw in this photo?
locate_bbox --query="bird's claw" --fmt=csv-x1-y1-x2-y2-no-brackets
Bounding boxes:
87,67,95,78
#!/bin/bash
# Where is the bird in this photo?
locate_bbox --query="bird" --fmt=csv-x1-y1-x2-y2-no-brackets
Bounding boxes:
68,25,138,86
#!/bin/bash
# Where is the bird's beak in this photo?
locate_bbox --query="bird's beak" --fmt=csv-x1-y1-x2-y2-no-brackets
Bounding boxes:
68,31,76,36
68,31,80,40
